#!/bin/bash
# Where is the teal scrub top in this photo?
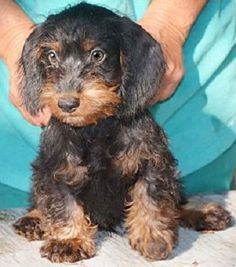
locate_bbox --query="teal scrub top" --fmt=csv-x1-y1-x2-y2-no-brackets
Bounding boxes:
0,0,235,195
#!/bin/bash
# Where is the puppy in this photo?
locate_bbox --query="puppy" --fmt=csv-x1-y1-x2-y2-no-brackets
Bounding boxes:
13,3,231,263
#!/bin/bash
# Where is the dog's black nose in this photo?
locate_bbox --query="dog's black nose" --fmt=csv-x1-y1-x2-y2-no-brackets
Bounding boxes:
58,98,80,113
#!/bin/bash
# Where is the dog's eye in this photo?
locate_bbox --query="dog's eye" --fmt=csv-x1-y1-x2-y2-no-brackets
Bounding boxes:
47,50,58,65
90,49,105,62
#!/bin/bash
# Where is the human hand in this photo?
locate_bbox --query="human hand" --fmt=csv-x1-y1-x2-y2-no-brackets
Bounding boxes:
0,0,51,126
139,0,206,104
139,19,184,103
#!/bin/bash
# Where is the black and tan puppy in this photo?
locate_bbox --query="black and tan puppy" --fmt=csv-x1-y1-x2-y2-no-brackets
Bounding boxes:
13,3,231,263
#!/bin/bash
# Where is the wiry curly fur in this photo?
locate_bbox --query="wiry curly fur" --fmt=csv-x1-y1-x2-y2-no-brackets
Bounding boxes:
13,3,231,263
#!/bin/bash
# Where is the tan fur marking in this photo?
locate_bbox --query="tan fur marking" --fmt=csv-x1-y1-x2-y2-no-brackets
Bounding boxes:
40,41,61,52
35,41,62,60
54,156,88,186
180,199,232,231
81,39,95,51
114,148,161,177
40,80,121,127
46,197,96,240
13,209,45,241
41,197,97,262
40,238,95,263
126,179,178,260
119,51,124,66
27,209,44,219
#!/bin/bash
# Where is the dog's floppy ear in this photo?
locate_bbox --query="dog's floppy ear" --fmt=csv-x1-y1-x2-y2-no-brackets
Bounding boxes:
19,25,44,115
117,17,165,116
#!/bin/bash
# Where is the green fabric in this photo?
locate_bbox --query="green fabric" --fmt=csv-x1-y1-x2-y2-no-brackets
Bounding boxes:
17,0,149,23
0,61,40,192
0,0,235,207
0,182,29,209
151,0,236,194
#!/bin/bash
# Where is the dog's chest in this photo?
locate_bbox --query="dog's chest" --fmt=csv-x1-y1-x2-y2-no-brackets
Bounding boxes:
42,119,125,182
63,122,134,228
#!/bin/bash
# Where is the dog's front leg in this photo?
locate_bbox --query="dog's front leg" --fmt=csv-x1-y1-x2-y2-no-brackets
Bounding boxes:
38,190,97,263
14,175,96,262
125,161,180,261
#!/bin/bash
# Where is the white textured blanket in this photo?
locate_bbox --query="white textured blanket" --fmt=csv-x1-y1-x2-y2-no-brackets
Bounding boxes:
0,192,236,267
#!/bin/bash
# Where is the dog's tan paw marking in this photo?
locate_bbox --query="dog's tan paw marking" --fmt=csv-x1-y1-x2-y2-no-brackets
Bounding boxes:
13,216,44,241
129,229,177,261
40,238,95,263
200,204,232,231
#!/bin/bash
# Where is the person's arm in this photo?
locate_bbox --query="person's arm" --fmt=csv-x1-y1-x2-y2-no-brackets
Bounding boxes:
0,0,50,125
139,0,207,103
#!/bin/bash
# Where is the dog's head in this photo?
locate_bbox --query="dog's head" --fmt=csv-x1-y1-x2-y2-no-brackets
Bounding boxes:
20,3,164,126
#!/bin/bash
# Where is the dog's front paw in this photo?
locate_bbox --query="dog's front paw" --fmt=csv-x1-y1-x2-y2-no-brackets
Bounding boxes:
13,216,44,241
129,229,176,261
40,239,96,263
